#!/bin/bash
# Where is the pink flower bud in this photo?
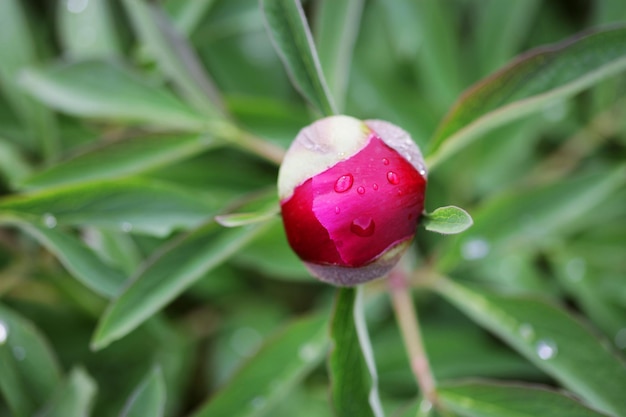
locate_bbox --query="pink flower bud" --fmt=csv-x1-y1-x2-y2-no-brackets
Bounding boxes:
278,115,427,286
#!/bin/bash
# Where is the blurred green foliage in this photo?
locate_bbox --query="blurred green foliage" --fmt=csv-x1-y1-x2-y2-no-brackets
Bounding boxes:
0,0,625,416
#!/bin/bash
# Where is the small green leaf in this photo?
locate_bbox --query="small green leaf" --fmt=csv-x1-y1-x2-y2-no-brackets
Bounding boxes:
0,178,215,237
435,278,626,417
423,206,473,235
260,0,337,116
0,304,62,417
118,367,166,417
190,313,328,417
19,59,205,130
20,133,220,190
38,367,97,417
215,194,280,228
92,219,274,349
0,218,126,298
438,380,612,417
428,25,626,168
329,288,377,417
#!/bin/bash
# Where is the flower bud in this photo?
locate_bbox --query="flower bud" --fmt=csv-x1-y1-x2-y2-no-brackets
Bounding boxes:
278,115,427,286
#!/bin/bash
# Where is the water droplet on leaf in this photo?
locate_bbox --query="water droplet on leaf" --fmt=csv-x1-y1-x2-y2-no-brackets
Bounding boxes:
0,321,7,345
334,174,354,193
536,339,557,360
299,344,318,361
350,217,375,237
121,222,133,233
43,213,57,229
519,323,535,341
461,238,490,260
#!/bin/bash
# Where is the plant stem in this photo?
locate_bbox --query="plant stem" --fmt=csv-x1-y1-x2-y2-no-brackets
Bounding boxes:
388,268,438,407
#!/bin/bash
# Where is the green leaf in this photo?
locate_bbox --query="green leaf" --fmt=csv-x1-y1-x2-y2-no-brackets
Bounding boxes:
0,218,126,298
435,278,626,417
92,219,274,349
0,304,62,417
119,367,166,417
122,0,223,116
38,367,97,417
167,0,218,36
329,288,377,417
314,0,364,110
0,140,32,187
190,313,328,417
215,193,280,227
423,206,473,235
428,25,626,168
0,0,59,159
437,380,612,417
19,59,205,130
56,0,121,59
20,133,220,190
0,178,215,237
260,0,337,116
438,165,626,272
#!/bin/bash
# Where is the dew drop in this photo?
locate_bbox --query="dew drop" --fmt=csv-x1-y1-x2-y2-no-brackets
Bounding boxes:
518,323,535,341
0,321,8,345
121,222,133,233
299,344,318,361
536,339,558,360
250,396,266,409
357,186,365,195
372,183,379,191
42,213,57,229
615,328,626,350
386,171,400,185
382,158,390,166
350,217,375,237
334,206,340,214
461,238,490,260
334,174,354,193
12,346,26,361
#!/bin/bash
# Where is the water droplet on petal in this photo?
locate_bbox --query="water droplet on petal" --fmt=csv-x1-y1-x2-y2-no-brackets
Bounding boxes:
461,238,490,260
536,339,557,360
372,183,379,191
299,344,318,361
382,158,390,166
350,217,375,237
519,323,535,341
121,222,133,233
334,174,354,193
0,321,8,345
12,346,26,361
43,213,57,229
357,186,365,195
386,171,400,185
334,206,340,214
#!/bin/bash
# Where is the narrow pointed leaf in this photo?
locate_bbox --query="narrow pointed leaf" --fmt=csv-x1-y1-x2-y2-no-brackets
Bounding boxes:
261,0,337,116
0,178,215,237
19,60,205,130
314,0,364,110
38,367,97,417
119,367,166,417
215,193,280,228
329,288,377,417
0,304,62,417
435,278,626,417
190,313,328,417
428,25,626,167
92,219,274,349
423,206,473,235
20,133,220,190
0,218,126,297
438,380,612,417
122,0,223,116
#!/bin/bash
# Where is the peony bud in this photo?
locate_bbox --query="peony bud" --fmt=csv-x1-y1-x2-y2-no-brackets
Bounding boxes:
278,115,427,286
